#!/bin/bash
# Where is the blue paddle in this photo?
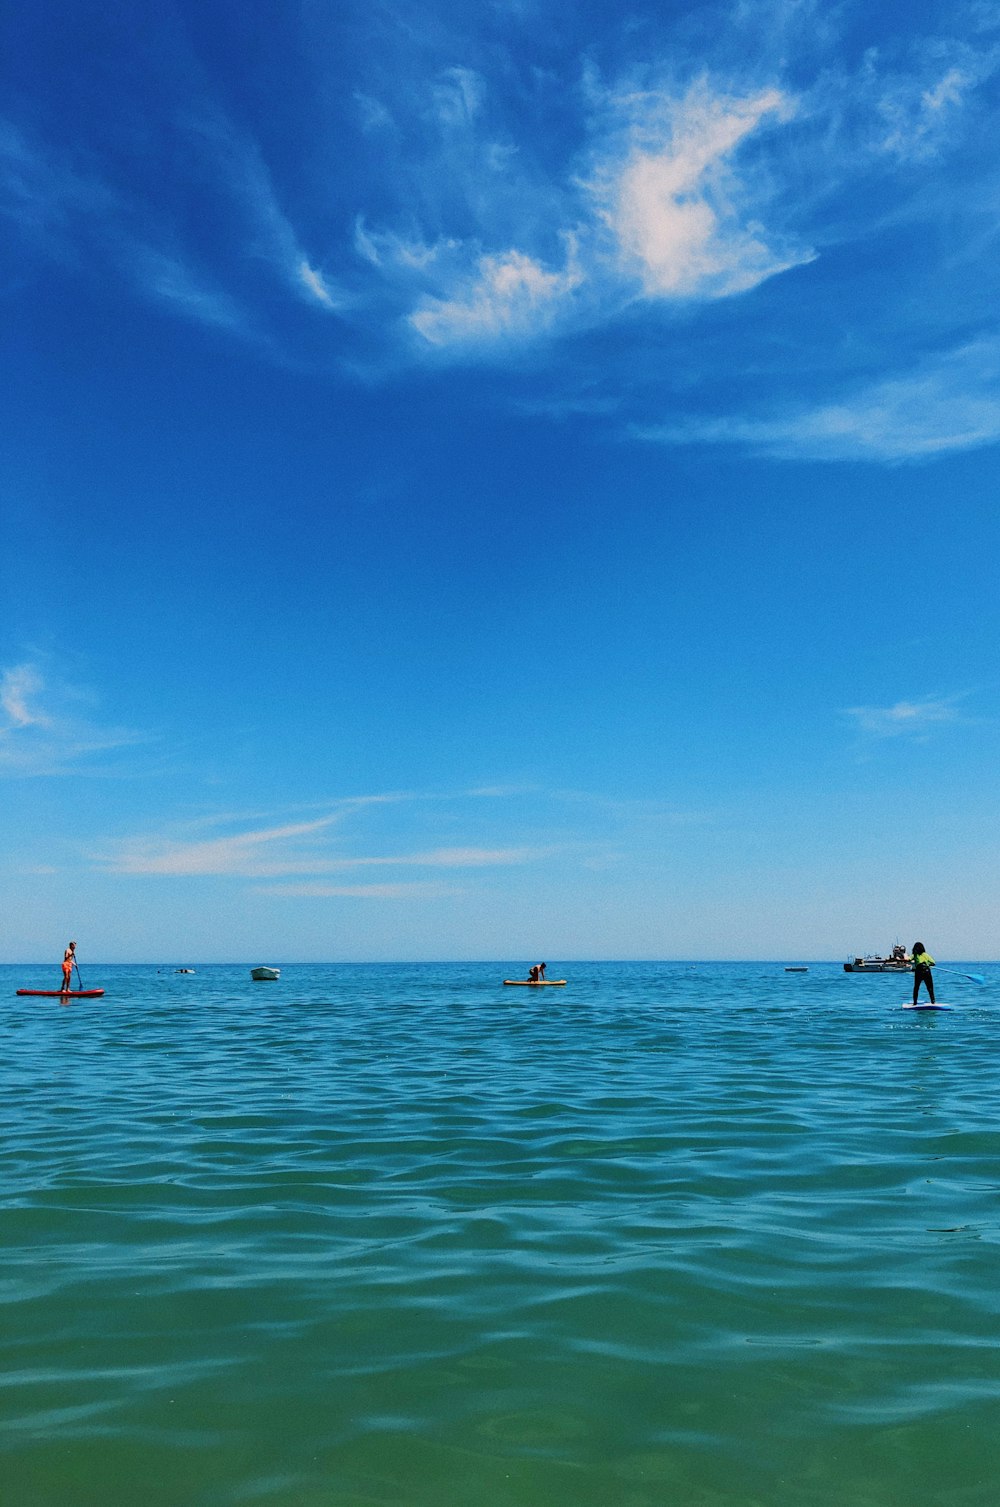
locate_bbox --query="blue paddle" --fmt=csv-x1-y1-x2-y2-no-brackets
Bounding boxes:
937,966,986,985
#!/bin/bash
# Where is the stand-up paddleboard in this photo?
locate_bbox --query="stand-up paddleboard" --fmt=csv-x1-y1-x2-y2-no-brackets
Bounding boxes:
17,989,105,998
902,1001,951,1011
503,980,567,986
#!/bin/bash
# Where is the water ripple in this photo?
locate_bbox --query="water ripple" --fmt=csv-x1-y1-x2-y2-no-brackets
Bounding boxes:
3,961,999,1505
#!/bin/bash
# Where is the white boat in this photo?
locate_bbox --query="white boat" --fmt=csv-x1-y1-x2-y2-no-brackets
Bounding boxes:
251,966,280,981
844,944,911,973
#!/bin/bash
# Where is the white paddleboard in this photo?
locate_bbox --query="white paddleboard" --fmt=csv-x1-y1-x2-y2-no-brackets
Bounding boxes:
902,1002,952,1011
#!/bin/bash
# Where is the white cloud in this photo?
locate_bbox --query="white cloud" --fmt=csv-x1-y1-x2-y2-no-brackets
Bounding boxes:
102,815,344,876
98,812,539,877
252,882,459,899
7,5,998,442
637,339,1000,462
183,105,347,312
354,220,460,272
298,259,337,307
872,54,990,161
843,696,963,738
381,74,813,351
349,846,535,867
410,247,583,345
0,108,342,332
129,246,247,332
597,84,810,299
0,661,143,775
1,665,49,728
432,67,485,129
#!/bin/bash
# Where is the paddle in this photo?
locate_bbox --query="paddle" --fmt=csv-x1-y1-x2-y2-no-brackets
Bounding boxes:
73,954,83,990
937,966,986,985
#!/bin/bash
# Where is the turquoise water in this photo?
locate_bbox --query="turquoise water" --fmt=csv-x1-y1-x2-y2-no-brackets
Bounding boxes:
3,961,1000,1506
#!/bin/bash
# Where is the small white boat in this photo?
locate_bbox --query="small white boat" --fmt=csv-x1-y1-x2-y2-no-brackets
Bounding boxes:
251,966,280,981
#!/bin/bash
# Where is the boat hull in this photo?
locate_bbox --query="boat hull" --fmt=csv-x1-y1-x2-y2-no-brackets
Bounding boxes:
844,962,911,973
251,967,280,981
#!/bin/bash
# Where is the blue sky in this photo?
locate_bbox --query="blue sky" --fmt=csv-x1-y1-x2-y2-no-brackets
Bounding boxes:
3,0,1000,962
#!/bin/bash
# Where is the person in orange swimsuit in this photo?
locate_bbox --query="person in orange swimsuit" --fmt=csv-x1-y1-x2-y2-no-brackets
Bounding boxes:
61,941,77,992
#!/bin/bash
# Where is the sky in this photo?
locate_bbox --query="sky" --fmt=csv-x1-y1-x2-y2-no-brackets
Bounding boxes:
3,0,1000,962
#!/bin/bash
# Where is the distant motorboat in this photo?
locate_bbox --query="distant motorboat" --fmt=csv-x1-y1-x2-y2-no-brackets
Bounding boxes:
844,945,911,973
251,966,280,981
175,968,195,974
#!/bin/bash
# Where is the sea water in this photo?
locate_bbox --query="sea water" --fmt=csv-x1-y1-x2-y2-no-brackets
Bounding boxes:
2,961,999,1506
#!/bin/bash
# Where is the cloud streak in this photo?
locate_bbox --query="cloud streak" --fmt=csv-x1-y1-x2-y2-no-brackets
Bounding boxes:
98,812,541,877
636,338,1000,462
843,695,964,738
252,881,460,899
0,661,143,776
1,665,50,729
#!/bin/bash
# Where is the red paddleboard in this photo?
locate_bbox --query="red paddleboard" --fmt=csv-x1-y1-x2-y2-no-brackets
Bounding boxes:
17,989,105,998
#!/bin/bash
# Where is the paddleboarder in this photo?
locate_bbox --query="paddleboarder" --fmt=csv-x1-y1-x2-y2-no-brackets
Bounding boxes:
911,942,935,1005
61,941,77,993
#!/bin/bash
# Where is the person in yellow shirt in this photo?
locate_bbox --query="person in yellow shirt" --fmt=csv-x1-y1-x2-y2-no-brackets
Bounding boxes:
911,942,935,1005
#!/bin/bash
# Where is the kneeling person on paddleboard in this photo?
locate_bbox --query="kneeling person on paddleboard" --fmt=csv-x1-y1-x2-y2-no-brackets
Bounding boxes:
912,943,935,1005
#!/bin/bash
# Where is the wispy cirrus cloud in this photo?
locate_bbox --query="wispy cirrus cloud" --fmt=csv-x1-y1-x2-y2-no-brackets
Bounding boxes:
410,246,583,345
365,74,812,352
181,102,348,312
0,661,143,775
342,9,1000,462
843,695,964,738
90,786,717,910
636,338,1000,461
0,121,258,337
0,96,344,335
1,665,49,729
252,881,460,899
592,81,806,300
865,38,999,162
6,1,1000,463
98,808,540,877
103,815,345,877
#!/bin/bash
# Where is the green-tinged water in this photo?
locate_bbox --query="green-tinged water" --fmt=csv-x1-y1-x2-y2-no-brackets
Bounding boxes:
3,962,1000,1505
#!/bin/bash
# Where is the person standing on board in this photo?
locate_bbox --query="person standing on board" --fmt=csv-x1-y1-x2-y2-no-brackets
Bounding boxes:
61,941,77,993
911,943,935,1005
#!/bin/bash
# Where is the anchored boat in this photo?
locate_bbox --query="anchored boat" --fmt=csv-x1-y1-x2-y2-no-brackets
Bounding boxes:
844,945,911,973
251,966,280,981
